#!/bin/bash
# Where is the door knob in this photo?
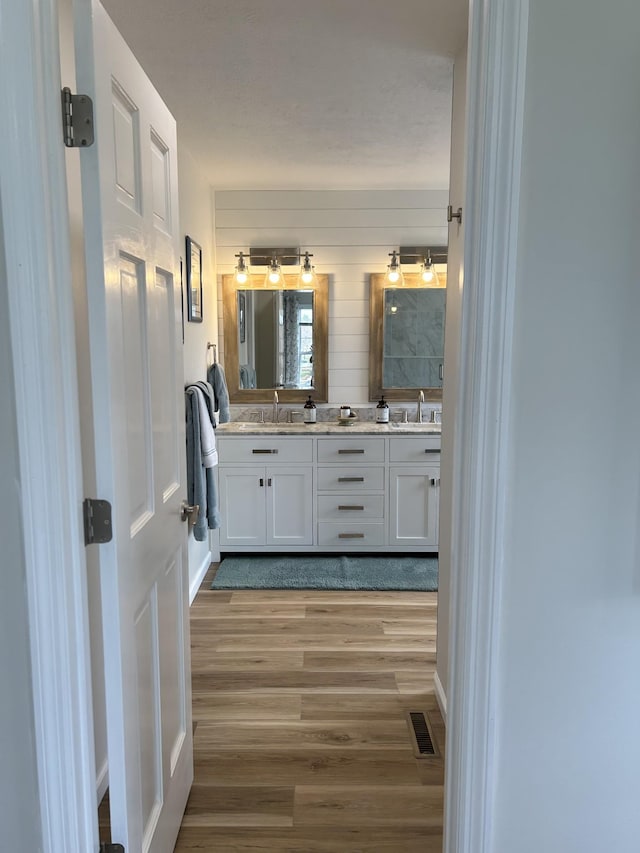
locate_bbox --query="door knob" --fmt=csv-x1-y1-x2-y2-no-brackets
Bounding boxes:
181,502,199,523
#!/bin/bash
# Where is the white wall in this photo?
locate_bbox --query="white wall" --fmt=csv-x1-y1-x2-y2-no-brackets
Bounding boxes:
178,146,219,595
436,41,467,712
492,2,640,850
214,190,448,405
0,203,44,853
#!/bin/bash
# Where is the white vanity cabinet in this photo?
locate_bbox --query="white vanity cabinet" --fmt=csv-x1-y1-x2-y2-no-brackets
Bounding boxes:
217,437,313,548
216,429,440,553
388,436,440,548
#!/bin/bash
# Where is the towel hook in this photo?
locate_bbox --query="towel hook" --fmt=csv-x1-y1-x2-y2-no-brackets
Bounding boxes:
207,341,217,365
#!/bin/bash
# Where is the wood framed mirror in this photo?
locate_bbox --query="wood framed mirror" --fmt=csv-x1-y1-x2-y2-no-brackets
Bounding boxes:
222,273,328,403
369,271,447,402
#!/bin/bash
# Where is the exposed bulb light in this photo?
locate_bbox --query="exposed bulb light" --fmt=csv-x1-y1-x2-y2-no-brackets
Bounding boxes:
265,257,284,287
298,251,316,287
419,251,439,286
234,251,250,285
386,250,404,287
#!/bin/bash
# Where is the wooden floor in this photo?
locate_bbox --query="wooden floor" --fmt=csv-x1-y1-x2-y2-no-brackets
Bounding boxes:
173,564,445,852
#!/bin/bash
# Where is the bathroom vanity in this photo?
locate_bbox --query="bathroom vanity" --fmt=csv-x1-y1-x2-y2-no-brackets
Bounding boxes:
216,423,441,553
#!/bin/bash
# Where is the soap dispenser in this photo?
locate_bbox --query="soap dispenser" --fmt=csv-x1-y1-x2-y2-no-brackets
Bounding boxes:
303,395,317,424
376,396,389,423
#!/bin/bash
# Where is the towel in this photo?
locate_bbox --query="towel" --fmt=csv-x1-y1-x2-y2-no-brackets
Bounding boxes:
193,386,217,468
207,362,230,423
185,386,220,540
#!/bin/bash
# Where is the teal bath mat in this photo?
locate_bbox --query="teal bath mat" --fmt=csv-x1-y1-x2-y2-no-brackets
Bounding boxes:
211,554,438,591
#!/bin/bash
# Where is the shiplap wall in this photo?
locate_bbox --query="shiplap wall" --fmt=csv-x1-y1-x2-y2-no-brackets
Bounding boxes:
215,190,448,405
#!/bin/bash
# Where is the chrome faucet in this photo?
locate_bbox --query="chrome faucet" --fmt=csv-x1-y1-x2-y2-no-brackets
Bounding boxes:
417,390,425,423
273,390,279,423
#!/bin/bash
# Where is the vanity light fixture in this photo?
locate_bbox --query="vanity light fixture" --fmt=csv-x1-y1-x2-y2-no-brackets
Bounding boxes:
233,248,320,289
386,250,404,287
233,251,251,285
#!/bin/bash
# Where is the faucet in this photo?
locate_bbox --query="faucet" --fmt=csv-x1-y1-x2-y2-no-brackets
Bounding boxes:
417,390,425,423
273,390,279,423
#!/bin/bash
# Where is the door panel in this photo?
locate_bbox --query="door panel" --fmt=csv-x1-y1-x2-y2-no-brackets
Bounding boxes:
389,466,439,547
75,3,191,850
219,467,266,546
267,466,313,546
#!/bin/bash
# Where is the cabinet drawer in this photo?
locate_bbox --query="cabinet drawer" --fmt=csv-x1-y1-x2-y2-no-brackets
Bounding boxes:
316,466,385,492
218,437,312,464
317,437,385,463
317,495,384,521
389,436,441,463
317,522,385,549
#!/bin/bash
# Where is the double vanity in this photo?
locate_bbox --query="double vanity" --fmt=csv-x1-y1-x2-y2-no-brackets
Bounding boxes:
216,422,441,554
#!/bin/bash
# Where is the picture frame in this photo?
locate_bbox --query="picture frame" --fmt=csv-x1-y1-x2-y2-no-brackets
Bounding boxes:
238,291,246,343
185,235,203,323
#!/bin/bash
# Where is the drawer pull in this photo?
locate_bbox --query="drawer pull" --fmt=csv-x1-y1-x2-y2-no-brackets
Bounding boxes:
338,448,365,455
338,532,366,539
252,448,278,454
338,476,365,483
424,449,440,454
338,505,364,511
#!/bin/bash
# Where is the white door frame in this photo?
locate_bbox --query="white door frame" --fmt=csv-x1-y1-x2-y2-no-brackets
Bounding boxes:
444,1,529,851
0,0,529,851
0,0,99,850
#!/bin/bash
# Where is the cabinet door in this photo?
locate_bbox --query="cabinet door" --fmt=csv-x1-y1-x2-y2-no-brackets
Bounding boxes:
267,466,314,546
389,466,439,548
219,467,266,546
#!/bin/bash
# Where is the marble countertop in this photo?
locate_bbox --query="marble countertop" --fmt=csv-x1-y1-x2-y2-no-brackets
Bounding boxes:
216,421,442,436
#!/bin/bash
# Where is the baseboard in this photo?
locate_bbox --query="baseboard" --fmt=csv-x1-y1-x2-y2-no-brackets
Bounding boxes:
96,758,108,804
189,549,212,604
434,669,447,725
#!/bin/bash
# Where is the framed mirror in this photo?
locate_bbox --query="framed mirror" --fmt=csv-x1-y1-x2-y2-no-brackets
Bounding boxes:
368,271,447,401
222,273,328,403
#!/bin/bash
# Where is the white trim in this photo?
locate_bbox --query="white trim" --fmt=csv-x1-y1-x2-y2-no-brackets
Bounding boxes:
96,759,109,805
0,0,98,851
445,2,529,853
434,670,447,725
190,549,213,604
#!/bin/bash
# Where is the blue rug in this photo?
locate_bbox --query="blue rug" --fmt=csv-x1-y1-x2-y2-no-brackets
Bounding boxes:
211,555,438,591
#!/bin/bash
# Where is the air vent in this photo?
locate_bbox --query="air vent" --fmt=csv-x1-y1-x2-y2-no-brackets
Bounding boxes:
406,711,437,758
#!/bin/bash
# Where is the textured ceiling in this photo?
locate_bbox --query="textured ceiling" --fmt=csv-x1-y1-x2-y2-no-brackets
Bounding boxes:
101,0,468,190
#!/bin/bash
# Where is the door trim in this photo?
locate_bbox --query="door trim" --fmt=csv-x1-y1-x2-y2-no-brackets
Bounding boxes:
0,0,98,850
445,1,529,852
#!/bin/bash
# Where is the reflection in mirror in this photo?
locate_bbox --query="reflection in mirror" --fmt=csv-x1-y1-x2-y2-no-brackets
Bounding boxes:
222,273,328,403
383,288,445,389
369,271,447,401
237,290,314,390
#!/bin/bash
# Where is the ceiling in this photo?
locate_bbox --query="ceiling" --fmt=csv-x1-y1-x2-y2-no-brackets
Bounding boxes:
102,0,468,191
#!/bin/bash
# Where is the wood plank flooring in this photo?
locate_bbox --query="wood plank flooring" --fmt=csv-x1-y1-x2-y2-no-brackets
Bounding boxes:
174,564,444,852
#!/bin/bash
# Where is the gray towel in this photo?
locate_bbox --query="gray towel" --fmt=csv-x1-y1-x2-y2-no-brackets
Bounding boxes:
185,386,220,540
207,363,230,423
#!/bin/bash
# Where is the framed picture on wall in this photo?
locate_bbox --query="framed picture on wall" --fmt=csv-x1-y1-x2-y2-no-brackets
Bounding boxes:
186,235,203,323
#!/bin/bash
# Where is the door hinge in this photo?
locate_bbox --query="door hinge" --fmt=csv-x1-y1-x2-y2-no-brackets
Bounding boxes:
61,87,94,148
83,498,113,545
99,844,125,853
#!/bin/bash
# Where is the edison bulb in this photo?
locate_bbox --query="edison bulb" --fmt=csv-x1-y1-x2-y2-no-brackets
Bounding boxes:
301,271,314,285
388,270,400,284
420,266,434,283
236,271,248,285
269,270,281,284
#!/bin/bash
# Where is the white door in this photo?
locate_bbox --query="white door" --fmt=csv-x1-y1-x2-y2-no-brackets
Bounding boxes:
267,466,314,546
219,467,266,547
75,4,192,851
389,466,440,548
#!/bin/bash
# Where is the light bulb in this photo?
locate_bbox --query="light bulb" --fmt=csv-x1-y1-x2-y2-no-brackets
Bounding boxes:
420,266,434,283
419,253,439,286
234,252,250,285
265,258,283,286
298,251,316,287
386,250,403,287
